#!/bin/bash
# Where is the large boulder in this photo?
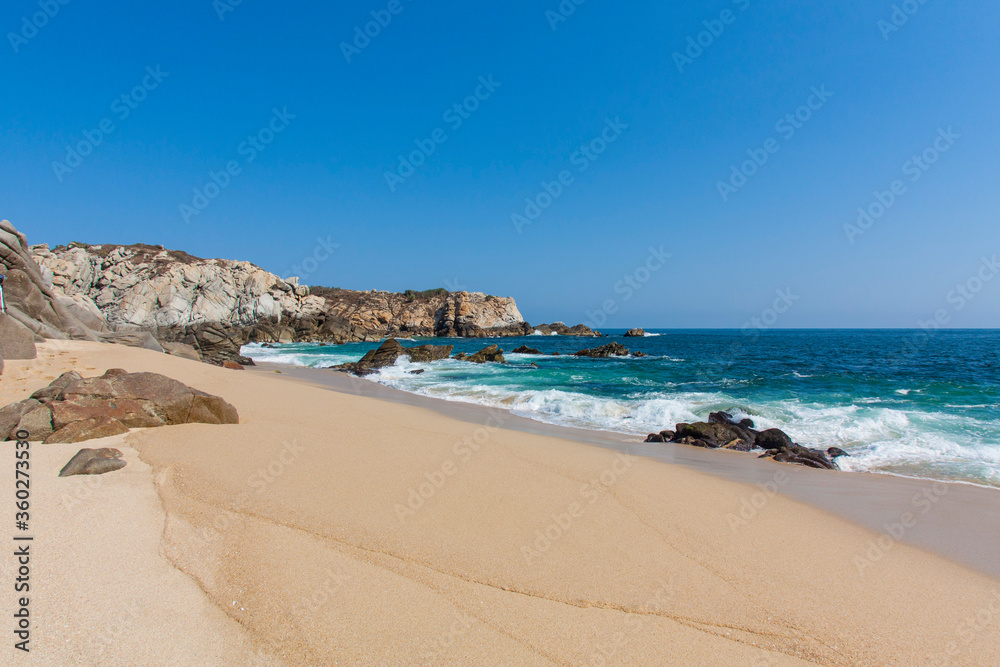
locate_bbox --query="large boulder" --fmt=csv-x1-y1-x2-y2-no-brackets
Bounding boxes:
623,328,646,337
0,221,101,341
0,313,37,360
574,343,629,358
2,369,239,442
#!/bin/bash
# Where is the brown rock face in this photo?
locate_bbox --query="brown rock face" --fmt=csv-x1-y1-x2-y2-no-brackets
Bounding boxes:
46,417,130,444
2,370,239,443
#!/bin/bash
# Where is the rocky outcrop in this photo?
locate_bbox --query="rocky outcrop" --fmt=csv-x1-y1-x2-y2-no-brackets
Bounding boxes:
1,220,102,345
534,322,601,337
0,314,38,360
31,241,535,349
1,369,240,442
624,328,646,337
644,411,847,471
32,241,327,331
575,343,629,358
513,345,542,355
333,339,455,376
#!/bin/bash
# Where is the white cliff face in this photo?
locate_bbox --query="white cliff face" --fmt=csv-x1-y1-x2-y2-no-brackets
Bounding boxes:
32,243,325,331
31,243,525,337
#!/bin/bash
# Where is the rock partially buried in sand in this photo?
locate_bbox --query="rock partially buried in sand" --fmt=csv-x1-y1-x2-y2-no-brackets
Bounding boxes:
1,369,239,442
222,361,246,370
59,448,126,477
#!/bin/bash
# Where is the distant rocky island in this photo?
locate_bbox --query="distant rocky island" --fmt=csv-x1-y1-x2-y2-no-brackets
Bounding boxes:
0,221,599,368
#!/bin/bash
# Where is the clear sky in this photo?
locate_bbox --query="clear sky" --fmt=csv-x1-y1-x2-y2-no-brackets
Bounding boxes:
2,1,999,328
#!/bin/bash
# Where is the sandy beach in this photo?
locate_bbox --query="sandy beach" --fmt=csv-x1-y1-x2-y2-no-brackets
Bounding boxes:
3,340,1000,665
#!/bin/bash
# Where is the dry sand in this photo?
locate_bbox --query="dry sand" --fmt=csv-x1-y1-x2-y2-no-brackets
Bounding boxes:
2,340,999,665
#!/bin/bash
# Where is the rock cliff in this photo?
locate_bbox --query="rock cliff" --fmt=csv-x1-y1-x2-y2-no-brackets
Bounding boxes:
30,239,530,347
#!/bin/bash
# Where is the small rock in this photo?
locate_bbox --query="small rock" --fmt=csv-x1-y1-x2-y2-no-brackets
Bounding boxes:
222,361,245,370
623,328,646,337
58,448,127,477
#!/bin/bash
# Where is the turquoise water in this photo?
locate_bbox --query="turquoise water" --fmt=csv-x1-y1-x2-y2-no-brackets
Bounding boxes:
243,330,1000,489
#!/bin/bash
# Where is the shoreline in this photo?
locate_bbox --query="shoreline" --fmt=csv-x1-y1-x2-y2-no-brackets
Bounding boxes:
251,360,1000,581
4,340,999,664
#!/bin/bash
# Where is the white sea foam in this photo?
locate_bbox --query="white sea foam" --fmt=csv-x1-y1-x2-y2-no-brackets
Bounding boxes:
240,342,1000,487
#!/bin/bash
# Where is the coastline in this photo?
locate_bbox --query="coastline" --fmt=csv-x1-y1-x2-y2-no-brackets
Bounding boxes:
2,341,999,664
251,360,1000,581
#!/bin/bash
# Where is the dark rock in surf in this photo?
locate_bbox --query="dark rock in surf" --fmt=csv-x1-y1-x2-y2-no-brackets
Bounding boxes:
574,343,629,358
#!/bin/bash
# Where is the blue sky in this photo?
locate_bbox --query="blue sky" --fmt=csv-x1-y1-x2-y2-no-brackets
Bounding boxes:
2,0,999,328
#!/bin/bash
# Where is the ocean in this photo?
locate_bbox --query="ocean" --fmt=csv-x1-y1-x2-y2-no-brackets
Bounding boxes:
243,329,1000,489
